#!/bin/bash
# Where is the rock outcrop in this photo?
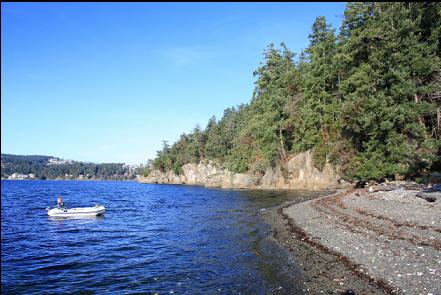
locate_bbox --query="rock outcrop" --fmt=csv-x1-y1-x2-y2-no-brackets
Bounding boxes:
138,150,341,189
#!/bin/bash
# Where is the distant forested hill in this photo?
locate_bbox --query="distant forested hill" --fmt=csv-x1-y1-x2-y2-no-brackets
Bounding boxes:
1,154,140,180
149,2,441,182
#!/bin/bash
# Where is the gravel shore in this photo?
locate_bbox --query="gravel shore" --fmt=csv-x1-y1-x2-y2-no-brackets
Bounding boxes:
263,185,441,294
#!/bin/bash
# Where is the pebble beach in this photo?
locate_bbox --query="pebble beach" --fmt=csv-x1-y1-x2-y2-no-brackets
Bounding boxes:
263,185,441,294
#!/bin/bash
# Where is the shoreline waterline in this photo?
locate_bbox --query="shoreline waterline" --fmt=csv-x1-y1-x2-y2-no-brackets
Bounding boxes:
263,187,441,294
1,180,330,294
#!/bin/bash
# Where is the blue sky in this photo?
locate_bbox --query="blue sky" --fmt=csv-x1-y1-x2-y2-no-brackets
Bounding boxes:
1,2,346,165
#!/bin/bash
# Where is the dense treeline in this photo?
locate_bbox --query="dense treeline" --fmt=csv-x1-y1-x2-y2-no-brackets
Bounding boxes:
150,2,441,182
1,154,139,180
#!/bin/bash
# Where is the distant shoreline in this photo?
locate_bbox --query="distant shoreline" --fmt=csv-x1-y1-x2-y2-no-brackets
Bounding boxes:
1,154,141,182
1,178,137,182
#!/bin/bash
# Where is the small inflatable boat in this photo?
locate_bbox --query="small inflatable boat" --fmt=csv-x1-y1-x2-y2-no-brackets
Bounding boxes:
47,204,105,217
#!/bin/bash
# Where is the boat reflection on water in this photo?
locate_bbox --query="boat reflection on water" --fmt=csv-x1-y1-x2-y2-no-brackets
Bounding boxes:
48,214,105,221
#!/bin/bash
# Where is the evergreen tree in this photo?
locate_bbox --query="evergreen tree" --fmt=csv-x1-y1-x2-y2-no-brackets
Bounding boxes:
339,2,441,180
293,16,340,168
228,43,300,174
147,2,441,182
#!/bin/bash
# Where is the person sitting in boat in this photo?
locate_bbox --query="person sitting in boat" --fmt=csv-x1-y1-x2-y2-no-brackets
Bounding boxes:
57,196,65,208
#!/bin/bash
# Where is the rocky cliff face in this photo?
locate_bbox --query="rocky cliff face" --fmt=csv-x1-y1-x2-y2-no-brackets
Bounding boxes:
138,151,341,189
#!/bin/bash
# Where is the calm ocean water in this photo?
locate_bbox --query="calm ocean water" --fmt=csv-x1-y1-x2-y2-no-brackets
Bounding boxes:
1,180,326,294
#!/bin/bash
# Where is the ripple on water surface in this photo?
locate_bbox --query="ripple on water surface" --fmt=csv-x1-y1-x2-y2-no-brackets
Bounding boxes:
1,180,327,294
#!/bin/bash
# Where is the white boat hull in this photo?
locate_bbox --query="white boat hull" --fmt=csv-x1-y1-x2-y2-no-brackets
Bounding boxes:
47,205,105,217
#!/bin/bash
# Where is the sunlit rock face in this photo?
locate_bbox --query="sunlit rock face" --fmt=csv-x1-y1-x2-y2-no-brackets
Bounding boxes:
286,150,339,189
139,150,340,190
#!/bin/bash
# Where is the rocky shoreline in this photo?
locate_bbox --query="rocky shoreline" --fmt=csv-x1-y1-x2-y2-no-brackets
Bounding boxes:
139,151,343,190
262,184,441,294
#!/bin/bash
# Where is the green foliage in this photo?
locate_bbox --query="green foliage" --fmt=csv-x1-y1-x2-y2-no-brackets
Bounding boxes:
150,2,441,182
1,154,139,180
337,2,441,180
292,16,341,169
224,43,301,174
